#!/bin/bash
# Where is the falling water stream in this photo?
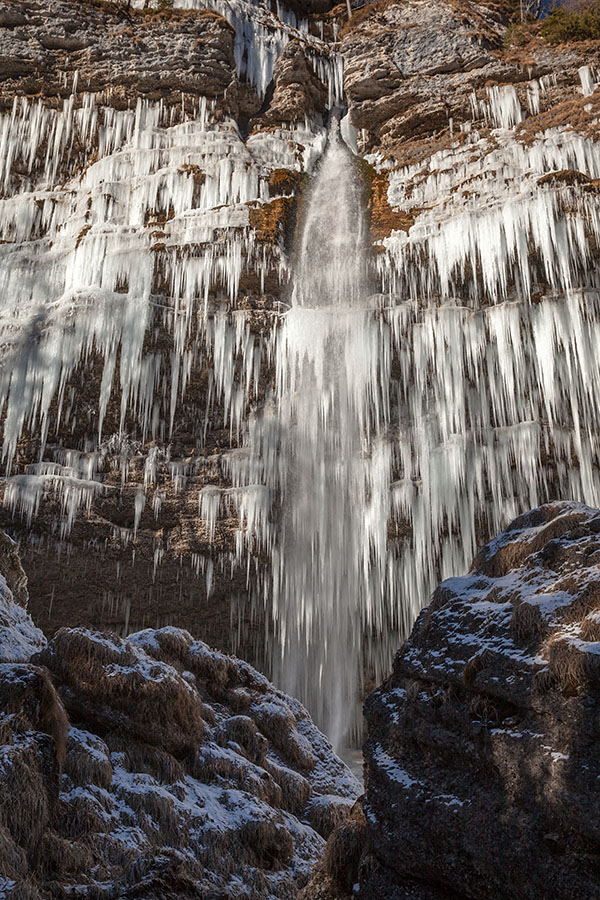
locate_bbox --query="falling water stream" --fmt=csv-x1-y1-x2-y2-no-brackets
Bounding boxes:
232,120,390,748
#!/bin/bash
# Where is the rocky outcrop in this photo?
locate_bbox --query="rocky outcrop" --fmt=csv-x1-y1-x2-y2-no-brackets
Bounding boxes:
350,501,600,899
256,40,328,124
0,544,359,899
341,0,508,151
0,0,243,108
340,0,600,160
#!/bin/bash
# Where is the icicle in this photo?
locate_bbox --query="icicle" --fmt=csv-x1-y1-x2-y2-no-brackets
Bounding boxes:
579,65,596,97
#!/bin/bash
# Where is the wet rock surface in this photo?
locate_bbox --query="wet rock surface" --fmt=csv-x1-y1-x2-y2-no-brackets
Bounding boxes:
353,501,600,900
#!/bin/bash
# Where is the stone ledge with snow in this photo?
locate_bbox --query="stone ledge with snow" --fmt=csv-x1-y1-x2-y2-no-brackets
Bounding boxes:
358,500,600,900
0,544,359,900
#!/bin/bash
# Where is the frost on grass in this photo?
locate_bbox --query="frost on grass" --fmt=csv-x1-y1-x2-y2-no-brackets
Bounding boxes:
0,588,359,899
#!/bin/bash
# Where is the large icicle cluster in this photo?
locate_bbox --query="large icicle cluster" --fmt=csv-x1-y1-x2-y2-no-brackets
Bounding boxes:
0,91,326,527
362,78,600,673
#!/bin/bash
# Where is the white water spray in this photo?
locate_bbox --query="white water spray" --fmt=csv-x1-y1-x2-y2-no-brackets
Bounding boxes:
232,121,390,748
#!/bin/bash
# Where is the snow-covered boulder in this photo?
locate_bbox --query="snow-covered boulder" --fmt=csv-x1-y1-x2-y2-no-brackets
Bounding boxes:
303,501,600,899
0,610,359,898
352,501,600,900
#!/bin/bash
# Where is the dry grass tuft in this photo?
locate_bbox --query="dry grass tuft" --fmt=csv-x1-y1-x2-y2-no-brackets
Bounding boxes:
117,783,185,847
579,610,600,642
251,700,316,771
249,197,296,246
215,715,268,765
38,831,94,879
106,732,185,784
463,649,495,686
58,792,111,841
264,758,312,816
64,729,113,790
135,628,238,693
189,744,283,808
0,665,68,766
268,168,306,198
538,169,591,187
305,794,354,839
546,631,600,692
0,823,29,880
238,819,294,869
510,601,545,643
472,506,590,577
323,806,367,894
0,737,53,858
35,629,206,757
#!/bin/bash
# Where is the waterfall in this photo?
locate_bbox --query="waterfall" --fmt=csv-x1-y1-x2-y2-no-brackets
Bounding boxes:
230,120,389,748
4,40,600,753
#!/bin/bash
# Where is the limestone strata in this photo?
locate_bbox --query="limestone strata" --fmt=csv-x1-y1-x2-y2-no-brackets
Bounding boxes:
340,0,600,160
340,0,508,154
0,0,247,108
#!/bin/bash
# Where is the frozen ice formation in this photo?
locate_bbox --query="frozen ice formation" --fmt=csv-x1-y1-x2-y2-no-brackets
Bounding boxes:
3,0,600,750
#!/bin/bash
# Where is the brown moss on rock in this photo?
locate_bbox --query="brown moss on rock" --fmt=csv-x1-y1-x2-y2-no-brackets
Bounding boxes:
338,0,396,38
249,197,296,246
268,168,307,198
0,664,68,766
300,801,367,899
359,163,415,240
370,171,415,238
537,168,591,187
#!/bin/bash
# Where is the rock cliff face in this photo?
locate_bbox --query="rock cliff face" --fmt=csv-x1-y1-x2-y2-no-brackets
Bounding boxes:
0,540,359,898
0,0,339,655
2,0,600,676
347,501,600,899
3,0,600,761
